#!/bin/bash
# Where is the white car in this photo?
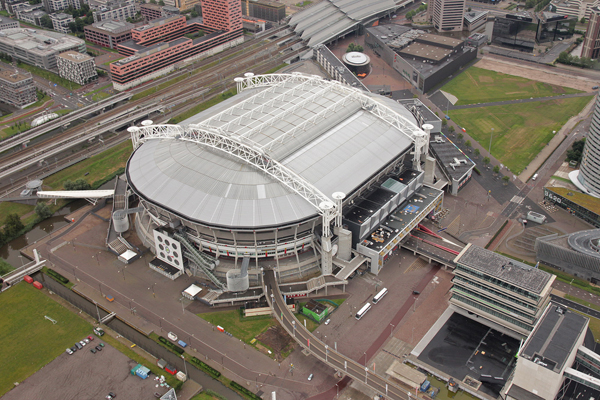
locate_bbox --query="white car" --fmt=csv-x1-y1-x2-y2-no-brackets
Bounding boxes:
168,332,178,341
80,341,86,347
324,319,331,325
66,348,74,355
308,373,314,381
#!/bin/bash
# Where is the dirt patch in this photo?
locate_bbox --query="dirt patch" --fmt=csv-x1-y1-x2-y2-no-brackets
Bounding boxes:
256,325,295,360
478,75,493,83
476,57,595,92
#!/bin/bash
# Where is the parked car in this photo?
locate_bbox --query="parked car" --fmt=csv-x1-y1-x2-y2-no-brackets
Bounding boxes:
70,346,78,353
80,341,86,347
94,327,105,337
87,335,94,341
308,373,314,381
66,348,74,355
167,332,178,341
593,86,599,89
91,348,97,354
75,342,82,350
108,392,116,399
154,393,161,399
84,338,90,344
96,345,103,351
324,319,331,325
445,115,451,120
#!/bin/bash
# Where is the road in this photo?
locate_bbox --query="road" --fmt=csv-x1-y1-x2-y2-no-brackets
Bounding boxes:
550,294,600,320
264,269,413,400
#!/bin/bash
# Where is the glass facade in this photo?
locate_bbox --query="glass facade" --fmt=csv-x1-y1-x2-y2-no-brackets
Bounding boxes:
455,265,541,301
450,293,532,331
453,275,539,311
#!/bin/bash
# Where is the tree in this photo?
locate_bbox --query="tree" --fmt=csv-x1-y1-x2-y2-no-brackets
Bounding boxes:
35,203,53,220
502,175,510,185
465,140,472,148
442,119,447,127
346,43,363,53
449,125,455,134
64,178,91,191
493,165,500,175
468,7,471,11
581,17,586,23
474,148,480,158
75,17,85,32
567,138,586,163
190,10,199,18
159,0,165,4
483,156,490,168
458,133,464,141
40,15,53,29
3,213,24,238
69,21,77,33
406,10,416,20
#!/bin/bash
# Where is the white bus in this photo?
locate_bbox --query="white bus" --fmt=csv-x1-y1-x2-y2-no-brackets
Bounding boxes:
355,303,372,320
373,288,388,304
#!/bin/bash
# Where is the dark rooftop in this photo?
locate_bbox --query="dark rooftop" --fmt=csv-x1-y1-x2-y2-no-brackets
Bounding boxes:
521,303,587,373
456,244,552,294
398,99,439,122
507,385,546,400
429,133,475,181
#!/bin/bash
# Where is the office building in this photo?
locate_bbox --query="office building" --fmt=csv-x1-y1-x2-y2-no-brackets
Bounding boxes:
241,0,285,22
84,19,133,49
583,8,600,65
543,186,600,227
0,70,37,108
428,0,466,32
42,0,81,13
110,0,243,89
550,0,599,20
50,12,74,34
57,50,97,85
463,10,487,31
140,3,163,20
571,95,600,197
0,17,19,30
131,15,190,46
91,0,136,23
365,25,476,93
451,244,555,335
0,28,86,70
17,8,47,27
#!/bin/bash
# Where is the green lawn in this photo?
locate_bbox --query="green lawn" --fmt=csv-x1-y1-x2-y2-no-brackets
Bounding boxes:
449,96,592,173
442,67,582,105
198,309,276,343
92,91,111,101
1,123,31,140
0,201,34,222
17,62,81,91
0,283,93,396
295,313,318,332
43,140,133,190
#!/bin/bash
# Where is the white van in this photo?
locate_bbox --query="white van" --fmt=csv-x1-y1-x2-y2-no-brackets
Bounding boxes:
532,174,538,181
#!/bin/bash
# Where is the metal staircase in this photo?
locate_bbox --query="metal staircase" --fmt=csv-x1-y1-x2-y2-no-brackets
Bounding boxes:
174,233,226,291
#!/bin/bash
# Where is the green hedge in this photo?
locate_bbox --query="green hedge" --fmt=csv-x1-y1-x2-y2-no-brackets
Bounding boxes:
229,381,262,400
45,268,69,284
190,357,221,378
157,336,184,354
485,219,508,249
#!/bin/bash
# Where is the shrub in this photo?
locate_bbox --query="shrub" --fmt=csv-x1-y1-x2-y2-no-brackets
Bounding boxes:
473,167,481,175
157,336,184,354
46,268,69,284
191,357,221,378
230,381,262,400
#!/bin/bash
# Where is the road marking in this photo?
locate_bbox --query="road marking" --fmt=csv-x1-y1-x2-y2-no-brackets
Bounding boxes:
510,195,524,204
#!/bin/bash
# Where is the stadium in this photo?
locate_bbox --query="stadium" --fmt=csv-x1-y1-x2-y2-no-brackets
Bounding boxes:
125,73,443,293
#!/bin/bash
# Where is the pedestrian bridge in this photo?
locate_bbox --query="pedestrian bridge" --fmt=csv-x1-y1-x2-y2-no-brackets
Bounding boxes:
37,190,115,199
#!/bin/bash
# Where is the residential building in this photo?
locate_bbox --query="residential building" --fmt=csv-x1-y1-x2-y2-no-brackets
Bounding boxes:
428,0,466,32
451,244,555,335
0,70,37,108
241,0,285,22
84,19,133,49
582,7,600,59
571,94,600,197
0,17,19,30
140,3,162,21
91,0,136,23
6,0,29,15
131,15,190,46
365,25,476,93
0,28,86,70
50,12,74,34
42,0,81,13
550,0,599,20
110,0,243,90
17,7,46,27
57,50,97,85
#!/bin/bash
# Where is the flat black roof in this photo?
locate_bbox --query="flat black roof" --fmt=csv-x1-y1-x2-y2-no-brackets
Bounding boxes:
429,133,475,181
521,303,587,373
507,385,546,400
456,244,552,294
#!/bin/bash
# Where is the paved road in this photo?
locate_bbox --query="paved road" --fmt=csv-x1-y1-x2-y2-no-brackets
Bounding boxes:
265,268,417,400
550,294,600,320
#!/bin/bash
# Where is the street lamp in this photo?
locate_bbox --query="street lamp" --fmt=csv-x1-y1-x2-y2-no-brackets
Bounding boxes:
181,354,188,379
325,345,328,363
292,320,296,337
364,351,367,366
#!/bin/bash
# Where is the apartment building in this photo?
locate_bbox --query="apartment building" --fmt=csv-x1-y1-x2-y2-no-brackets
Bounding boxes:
50,12,74,34
91,0,136,22
84,19,133,49
0,70,37,108
57,50,97,85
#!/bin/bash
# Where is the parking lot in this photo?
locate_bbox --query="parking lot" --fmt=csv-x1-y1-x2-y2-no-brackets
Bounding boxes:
417,313,520,397
2,338,169,400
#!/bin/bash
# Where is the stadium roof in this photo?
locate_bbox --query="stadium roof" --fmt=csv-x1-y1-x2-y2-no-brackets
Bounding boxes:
289,0,400,47
127,74,420,229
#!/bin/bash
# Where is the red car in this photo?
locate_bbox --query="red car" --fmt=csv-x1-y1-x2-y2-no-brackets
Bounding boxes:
87,335,94,341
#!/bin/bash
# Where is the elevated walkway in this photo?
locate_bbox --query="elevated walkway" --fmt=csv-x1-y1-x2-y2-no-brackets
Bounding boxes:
38,190,114,205
576,346,600,375
564,367,600,391
333,252,369,280
1,249,45,288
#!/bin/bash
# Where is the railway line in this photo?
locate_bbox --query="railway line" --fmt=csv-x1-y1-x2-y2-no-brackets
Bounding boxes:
0,38,307,191
0,31,303,182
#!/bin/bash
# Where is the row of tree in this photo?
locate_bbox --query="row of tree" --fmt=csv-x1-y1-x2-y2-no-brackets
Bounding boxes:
557,52,595,69
406,3,428,20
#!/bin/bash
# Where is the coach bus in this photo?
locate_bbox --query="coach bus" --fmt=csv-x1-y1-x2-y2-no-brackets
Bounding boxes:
373,288,388,304
355,303,372,320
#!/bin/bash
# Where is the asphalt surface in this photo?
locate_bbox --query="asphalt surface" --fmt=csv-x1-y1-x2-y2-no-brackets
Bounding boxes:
550,294,600,320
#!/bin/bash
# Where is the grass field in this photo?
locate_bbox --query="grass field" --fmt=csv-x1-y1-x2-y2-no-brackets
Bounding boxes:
0,202,34,223
0,283,92,397
442,67,582,105
43,140,133,190
1,123,31,140
198,309,276,343
449,96,592,173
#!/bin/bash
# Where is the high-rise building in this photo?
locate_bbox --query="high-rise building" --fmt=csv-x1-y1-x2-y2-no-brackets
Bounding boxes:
428,0,466,32
201,0,242,32
0,70,37,108
241,0,285,23
582,7,600,58
57,51,97,85
571,94,600,197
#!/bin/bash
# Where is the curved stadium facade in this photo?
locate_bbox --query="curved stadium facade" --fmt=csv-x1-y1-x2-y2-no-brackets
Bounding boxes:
126,73,434,290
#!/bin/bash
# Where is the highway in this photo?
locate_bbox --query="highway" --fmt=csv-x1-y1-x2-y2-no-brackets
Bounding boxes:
263,269,413,400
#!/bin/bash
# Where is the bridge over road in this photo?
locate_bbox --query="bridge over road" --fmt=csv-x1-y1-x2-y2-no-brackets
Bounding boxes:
263,269,413,400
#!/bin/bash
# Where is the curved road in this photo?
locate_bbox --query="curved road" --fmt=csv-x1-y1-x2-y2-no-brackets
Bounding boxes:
264,269,412,400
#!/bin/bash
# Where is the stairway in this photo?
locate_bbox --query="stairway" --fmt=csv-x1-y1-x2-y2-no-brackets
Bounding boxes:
174,233,226,290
